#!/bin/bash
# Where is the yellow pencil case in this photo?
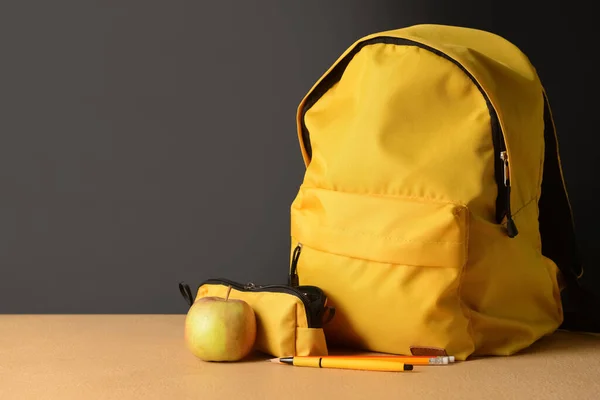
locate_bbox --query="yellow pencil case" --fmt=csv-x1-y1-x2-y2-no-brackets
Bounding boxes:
179,278,334,357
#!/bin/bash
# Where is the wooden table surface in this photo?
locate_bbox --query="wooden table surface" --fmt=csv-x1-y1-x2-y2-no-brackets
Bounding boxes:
1,315,599,399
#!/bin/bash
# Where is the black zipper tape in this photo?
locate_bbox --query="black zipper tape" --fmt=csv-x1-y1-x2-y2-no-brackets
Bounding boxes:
299,36,517,237
185,278,329,328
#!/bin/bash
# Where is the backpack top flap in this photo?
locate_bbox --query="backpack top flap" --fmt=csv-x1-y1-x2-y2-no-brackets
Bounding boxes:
295,24,547,239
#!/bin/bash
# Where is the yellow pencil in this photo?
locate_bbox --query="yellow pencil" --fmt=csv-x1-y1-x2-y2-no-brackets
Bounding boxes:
323,355,452,365
270,356,413,372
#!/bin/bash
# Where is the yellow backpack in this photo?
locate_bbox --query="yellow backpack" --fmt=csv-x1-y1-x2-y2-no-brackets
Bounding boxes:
287,24,583,360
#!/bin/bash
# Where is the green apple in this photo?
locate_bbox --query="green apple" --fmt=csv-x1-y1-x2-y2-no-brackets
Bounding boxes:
184,286,257,362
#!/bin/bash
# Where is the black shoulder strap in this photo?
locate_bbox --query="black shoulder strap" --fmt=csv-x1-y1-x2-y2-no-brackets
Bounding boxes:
538,90,582,287
539,89,599,332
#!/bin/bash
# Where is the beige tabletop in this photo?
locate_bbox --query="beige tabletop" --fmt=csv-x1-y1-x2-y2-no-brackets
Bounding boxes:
1,315,599,400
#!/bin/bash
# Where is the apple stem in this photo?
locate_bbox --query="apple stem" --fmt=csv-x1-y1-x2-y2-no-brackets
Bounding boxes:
225,285,232,301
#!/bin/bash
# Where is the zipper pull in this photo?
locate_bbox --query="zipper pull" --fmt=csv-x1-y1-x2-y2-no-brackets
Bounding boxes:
501,151,518,238
501,151,509,186
244,282,257,290
289,243,302,286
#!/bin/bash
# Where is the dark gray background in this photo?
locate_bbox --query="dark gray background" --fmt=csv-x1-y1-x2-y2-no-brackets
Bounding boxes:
1,1,597,313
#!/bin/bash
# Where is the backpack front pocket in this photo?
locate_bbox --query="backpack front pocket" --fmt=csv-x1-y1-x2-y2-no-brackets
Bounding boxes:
289,186,475,360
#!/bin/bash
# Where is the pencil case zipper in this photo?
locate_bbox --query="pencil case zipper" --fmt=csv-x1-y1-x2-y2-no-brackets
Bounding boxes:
180,278,332,328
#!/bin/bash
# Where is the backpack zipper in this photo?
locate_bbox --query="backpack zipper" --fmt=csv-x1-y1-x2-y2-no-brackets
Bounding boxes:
501,151,518,237
298,36,518,238
199,277,318,327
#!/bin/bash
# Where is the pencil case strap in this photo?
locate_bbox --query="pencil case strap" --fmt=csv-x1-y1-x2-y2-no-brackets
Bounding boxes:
179,282,195,306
